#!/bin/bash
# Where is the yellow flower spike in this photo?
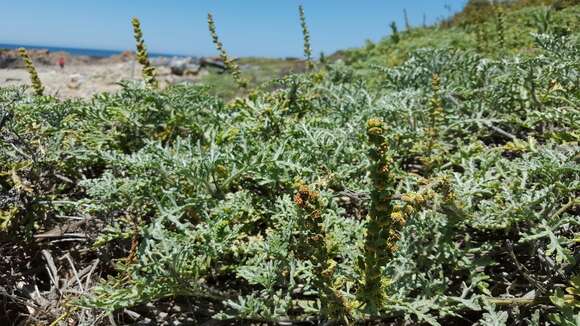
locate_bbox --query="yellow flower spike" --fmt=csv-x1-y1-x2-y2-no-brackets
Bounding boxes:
390,210,406,226
207,13,247,88
360,117,404,314
415,194,426,204
495,6,505,48
18,48,44,96
293,184,350,320
298,5,314,71
131,18,158,89
367,118,384,129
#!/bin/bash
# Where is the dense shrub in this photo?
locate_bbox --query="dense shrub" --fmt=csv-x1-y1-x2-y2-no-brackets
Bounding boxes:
1,4,578,325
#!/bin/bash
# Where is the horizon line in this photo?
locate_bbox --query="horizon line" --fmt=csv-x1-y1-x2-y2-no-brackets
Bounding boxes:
0,41,314,59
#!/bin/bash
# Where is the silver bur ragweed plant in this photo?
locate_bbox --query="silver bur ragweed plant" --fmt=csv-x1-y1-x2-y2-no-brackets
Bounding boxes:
475,25,487,53
18,48,44,96
426,73,444,161
298,5,314,71
359,118,403,314
390,21,400,44
131,17,158,88
495,6,506,49
207,13,247,88
2,4,579,325
549,274,580,324
293,185,351,322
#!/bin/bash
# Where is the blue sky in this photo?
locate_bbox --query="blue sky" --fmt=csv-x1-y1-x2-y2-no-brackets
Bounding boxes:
0,0,467,57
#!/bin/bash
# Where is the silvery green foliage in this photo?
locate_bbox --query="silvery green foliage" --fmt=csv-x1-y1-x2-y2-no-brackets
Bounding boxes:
1,31,578,324
478,303,508,326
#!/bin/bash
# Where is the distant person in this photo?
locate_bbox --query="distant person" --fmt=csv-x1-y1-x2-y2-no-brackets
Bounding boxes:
58,56,65,69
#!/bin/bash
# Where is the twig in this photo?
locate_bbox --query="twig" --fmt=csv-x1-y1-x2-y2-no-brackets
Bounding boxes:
63,254,84,293
53,173,74,184
85,259,100,290
48,238,88,244
123,308,142,320
485,296,549,306
41,250,60,291
505,240,546,295
483,121,516,140
49,311,69,326
34,218,92,240
108,313,118,326
0,290,53,318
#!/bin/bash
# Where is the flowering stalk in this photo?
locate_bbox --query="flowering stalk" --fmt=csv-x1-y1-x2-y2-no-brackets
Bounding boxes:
495,6,505,49
319,51,327,66
396,192,428,219
294,185,350,321
298,5,314,71
403,9,411,31
207,13,247,88
131,17,158,89
18,48,44,96
426,74,444,158
359,118,402,314
390,21,400,44
475,25,486,53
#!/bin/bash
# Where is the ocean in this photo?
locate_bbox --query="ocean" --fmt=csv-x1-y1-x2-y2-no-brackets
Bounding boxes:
0,43,181,58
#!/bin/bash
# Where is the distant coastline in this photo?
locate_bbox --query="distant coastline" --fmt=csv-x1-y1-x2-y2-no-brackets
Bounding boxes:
0,43,182,58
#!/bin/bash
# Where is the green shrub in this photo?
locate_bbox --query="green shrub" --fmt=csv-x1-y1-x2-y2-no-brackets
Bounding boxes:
1,3,579,325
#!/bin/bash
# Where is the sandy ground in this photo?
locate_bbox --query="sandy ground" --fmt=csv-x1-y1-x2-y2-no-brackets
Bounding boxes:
0,62,205,98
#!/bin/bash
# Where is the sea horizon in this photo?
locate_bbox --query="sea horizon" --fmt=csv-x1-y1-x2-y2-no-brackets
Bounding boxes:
0,43,189,58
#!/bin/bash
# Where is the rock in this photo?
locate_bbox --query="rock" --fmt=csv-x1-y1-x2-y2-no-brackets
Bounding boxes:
150,56,202,76
157,66,172,76
199,57,226,70
168,58,200,76
151,56,171,66
169,60,187,75
137,318,153,325
184,64,201,76
109,50,135,63
67,74,84,89
158,311,169,319
0,55,19,69
175,64,200,76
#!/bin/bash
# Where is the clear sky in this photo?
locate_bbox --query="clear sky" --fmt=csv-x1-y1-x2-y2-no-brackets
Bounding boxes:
0,0,467,58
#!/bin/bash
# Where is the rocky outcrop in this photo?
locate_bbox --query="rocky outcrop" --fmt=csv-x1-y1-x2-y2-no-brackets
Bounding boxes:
0,48,244,99
152,57,202,76
0,49,80,68
0,48,228,78
0,55,18,69
199,56,226,70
